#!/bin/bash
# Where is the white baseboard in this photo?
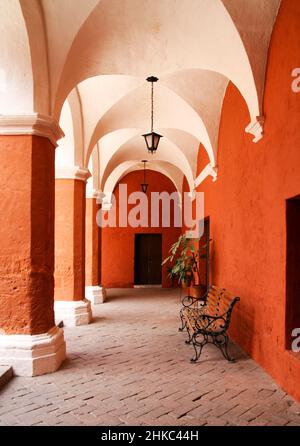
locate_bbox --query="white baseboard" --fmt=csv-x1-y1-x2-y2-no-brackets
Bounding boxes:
54,299,92,327
0,326,66,377
85,285,106,304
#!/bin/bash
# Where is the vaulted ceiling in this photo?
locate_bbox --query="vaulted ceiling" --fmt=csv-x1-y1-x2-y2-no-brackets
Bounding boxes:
0,0,281,195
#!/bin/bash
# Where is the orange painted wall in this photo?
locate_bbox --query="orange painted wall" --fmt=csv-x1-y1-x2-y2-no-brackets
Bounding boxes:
0,135,55,335
185,0,300,401
102,170,181,288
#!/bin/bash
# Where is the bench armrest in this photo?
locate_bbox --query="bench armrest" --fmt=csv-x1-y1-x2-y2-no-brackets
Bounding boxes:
193,313,227,331
181,294,207,308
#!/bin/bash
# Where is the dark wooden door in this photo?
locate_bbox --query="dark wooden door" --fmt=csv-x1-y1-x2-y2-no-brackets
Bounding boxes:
134,234,162,285
286,195,300,349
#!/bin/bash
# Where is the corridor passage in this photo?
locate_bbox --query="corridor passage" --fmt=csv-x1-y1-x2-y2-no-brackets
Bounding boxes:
0,289,299,426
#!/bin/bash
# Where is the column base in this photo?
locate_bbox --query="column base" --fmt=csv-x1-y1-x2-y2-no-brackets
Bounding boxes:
85,285,106,304
0,327,66,377
54,299,92,327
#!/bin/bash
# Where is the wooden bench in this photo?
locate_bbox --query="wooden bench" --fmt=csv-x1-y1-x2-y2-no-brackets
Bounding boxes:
179,286,240,362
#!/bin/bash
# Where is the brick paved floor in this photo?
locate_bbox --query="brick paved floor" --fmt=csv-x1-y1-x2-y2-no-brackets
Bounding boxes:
0,288,300,426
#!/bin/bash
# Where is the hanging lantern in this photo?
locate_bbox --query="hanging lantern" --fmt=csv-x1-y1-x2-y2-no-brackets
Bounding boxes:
140,160,148,193
142,76,163,154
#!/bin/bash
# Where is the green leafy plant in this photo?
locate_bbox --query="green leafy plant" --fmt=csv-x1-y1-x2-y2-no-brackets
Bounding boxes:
162,233,211,286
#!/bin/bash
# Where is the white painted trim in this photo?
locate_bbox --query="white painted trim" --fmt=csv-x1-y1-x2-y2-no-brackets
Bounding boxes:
0,326,66,377
101,202,113,211
85,285,106,304
245,116,265,143
194,163,218,188
54,299,92,326
55,166,91,182
98,191,113,209
0,114,64,147
86,188,102,200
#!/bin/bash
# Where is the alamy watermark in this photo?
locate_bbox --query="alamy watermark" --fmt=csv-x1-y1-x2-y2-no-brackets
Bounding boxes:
291,68,300,93
96,184,204,238
291,328,300,353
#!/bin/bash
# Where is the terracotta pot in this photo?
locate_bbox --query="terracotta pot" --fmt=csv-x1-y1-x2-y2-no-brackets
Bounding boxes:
181,277,192,288
191,284,207,299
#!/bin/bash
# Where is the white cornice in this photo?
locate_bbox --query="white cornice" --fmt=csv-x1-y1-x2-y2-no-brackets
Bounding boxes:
0,113,64,147
245,116,265,143
55,166,91,182
194,163,218,188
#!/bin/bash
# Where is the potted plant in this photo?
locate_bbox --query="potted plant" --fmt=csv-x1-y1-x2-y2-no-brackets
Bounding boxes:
165,259,193,288
162,233,210,298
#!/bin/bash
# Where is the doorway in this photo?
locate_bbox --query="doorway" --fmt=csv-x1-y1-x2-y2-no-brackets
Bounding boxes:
199,217,210,293
134,234,162,285
286,195,300,349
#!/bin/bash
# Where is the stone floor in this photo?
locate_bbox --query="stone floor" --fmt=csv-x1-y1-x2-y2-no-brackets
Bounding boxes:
0,288,300,426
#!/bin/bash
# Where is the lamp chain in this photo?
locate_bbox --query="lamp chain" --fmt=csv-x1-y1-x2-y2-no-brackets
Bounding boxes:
151,81,154,133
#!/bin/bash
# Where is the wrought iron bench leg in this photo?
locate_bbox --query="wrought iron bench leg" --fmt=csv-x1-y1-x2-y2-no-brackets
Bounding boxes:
178,309,186,332
214,333,235,362
185,327,193,344
190,333,208,362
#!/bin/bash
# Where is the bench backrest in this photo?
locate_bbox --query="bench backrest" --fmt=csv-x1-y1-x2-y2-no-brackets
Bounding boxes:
204,286,240,322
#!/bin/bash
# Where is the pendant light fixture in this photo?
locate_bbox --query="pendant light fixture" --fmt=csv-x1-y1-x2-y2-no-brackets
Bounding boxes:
141,160,148,193
142,76,163,154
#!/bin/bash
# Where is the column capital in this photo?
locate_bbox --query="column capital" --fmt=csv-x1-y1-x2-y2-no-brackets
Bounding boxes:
86,188,102,200
0,113,64,147
55,166,91,182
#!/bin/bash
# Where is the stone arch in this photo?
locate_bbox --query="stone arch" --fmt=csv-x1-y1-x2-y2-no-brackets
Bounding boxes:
103,160,183,197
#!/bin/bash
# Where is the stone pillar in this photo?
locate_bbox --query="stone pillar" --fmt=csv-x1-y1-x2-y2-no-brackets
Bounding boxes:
54,167,92,326
85,190,106,304
0,115,66,376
